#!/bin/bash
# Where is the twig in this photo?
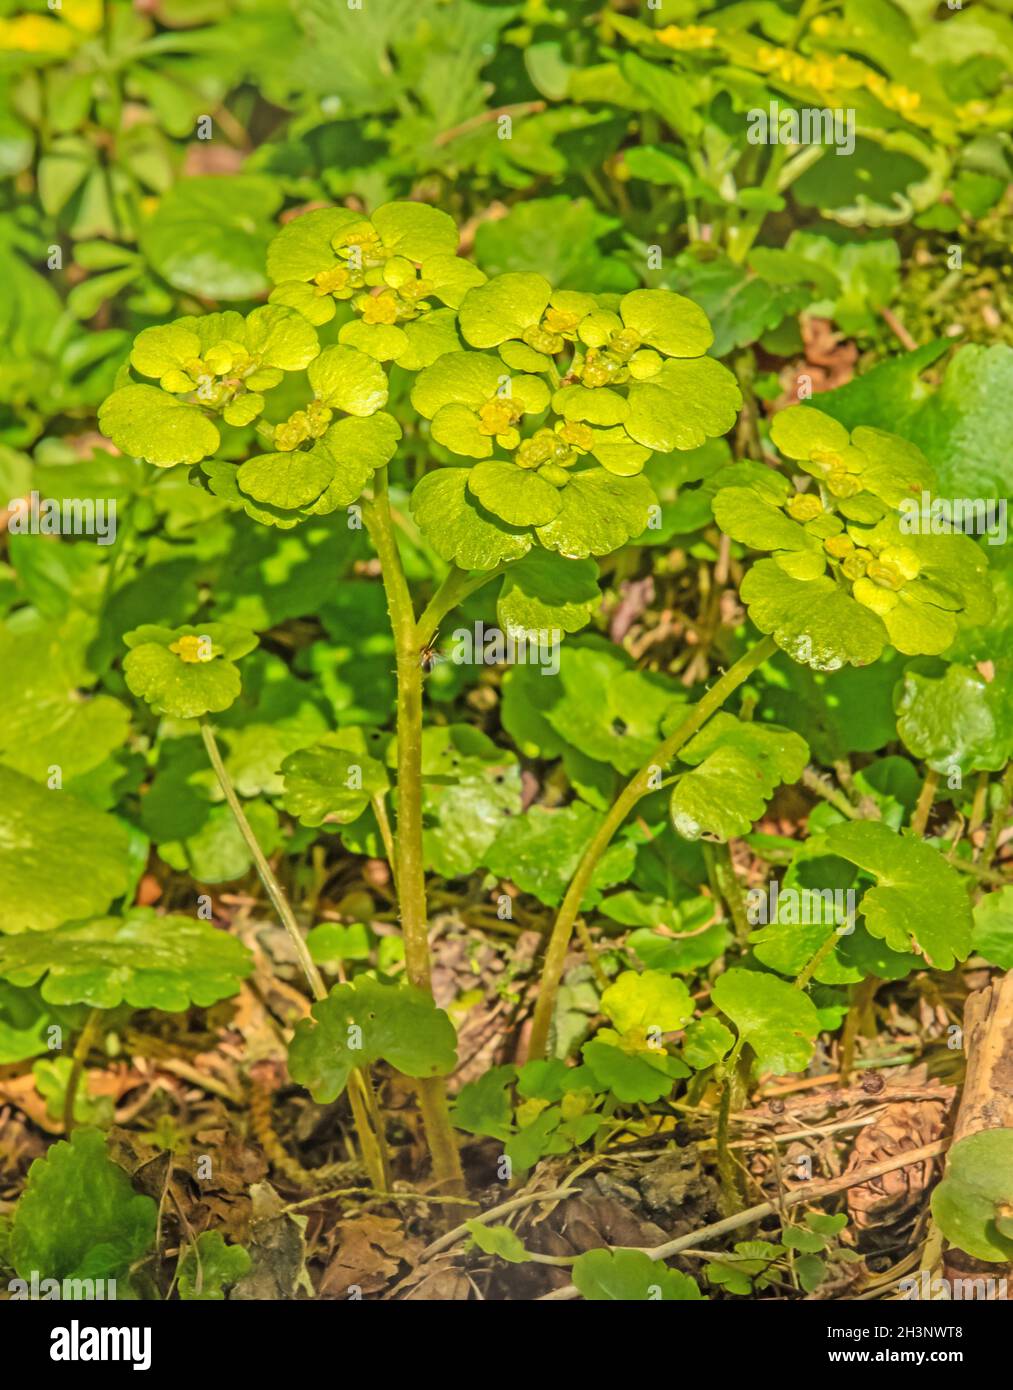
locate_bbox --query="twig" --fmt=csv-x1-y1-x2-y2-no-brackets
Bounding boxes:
540,1138,950,1299
417,1187,582,1263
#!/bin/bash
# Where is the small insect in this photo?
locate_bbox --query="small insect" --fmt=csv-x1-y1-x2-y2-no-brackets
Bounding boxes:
419,630,444,674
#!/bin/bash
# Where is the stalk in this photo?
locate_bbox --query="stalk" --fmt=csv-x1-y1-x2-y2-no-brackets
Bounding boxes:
200,719,390,1191
527,634,778,1060
364,469,464,1193
910,767,940,838
63,1008,103,1136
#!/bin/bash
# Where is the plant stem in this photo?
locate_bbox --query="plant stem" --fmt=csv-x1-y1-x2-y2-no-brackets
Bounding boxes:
716,1038,748,1209
200,719,326,1001
706,841,752,945
64,1008,103,1136
527,635,778,1061
363,468,464,1194
371,793,398,895
910,767,940,838
416,562,506,648
979,763,1013,870
200,720,391,1190
793,927,839,991
840,976,878,1083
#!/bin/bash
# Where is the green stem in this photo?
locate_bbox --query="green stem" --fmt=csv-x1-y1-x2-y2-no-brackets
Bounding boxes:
371,793,398,895
363,468,464,1194
793,928,839,991
706,841,752,946
416,562,506,648
527,635,778,1061
840,976,877,1083
716,1039,748,1209
910,767,940,838
200,719,391,1190
979,763,1013,870
64,1008,103,1136
200,719,326,1001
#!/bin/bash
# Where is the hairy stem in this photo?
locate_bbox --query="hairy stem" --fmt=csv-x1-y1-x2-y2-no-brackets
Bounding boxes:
364,468,464,1193
706,841,752,945
793,927,839,991
528,635,778,1060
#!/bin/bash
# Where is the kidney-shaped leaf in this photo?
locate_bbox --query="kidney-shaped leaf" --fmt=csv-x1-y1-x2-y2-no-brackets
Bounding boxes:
931,1130,1013,1263
712,967,821,1075
0,908,253,1011
572,1247,704,1301
287,976,458,1103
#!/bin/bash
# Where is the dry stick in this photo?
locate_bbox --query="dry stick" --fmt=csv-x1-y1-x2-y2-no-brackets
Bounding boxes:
528,635,778,1060
200,718,391,1193
540,1138,950,1299
418,1186,583,1263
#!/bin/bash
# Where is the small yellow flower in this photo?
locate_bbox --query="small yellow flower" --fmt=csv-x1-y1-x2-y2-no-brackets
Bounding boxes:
170,635,214,664
543,306,581,336
558,421,594,452
842,551,869,581
478,399,519,436
656,23,718,51
825,534,855,559
360,291,399,325
787,493,823,522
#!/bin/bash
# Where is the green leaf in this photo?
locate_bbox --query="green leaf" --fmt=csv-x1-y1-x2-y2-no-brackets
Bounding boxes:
572,1248,704,1301
497,552,599,635
410,468,532,570
98,385,220,467
450,1065,516,1142
10,1128,156,1288
0,767,133,935
624,358,740,452
620,288,713,357
485,802,635,909
600,969,694,1037
581,1038,690,1103
669,712,809,841
535,470,657,559
466,1222,530,1263
237,452,334,511
458,273,552,348
280,737,388,827
307,414,402,513
468,461,562,526
371,200,459,261
682,1016,735,1069
895,662,1012,774
740,560,887,670
177,1232,252,1300
0,908,253,1011
266,206,363,284
308,344,388,415
931,1130,1013,1263
287,977,457,1102
971,887,1013,970
712,968,821,1074
473,197,636,293
123,623,258,720
417,725,521,878
823,822,972,969
141,176,282,300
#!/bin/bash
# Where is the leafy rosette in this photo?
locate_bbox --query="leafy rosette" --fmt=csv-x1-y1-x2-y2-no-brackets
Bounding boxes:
122,623,258,720
712,406,992,670
266,202,485,368
410,279,737,565
98,307,320,467
201,344,401,529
